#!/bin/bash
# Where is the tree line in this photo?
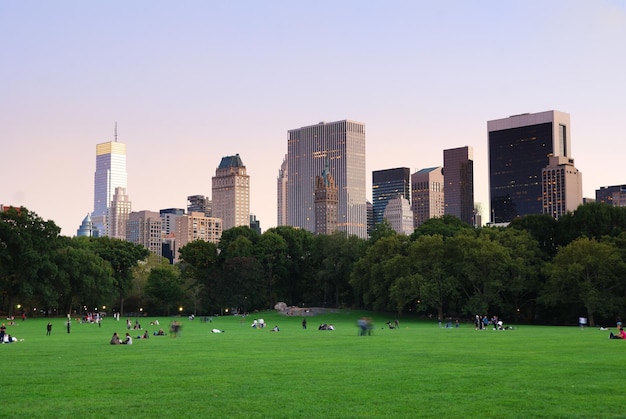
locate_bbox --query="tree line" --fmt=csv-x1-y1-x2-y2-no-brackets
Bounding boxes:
2,203,626,326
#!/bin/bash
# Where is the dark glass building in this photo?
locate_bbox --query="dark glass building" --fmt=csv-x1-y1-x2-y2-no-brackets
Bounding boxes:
488,111,571,224
443,146,474,226
372,167,411,227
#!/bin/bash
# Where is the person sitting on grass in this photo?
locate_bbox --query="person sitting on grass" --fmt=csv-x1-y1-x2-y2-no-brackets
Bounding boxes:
110,332,121,345
609,326,626,339
271,325,280,332
122,332,133,345
154,329,166,336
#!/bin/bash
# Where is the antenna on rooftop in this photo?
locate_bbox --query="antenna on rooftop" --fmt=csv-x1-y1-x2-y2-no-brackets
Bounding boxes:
114,122,118,142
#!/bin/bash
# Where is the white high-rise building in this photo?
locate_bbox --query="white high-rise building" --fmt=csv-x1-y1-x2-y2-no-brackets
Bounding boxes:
383,195,414,235
542,156,583,219
92,139,127,236
108,187,131,239
286,120,367,238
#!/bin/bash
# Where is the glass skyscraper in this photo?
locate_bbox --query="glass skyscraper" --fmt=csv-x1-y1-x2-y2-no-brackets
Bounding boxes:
92,140,127,235
488,111,570,224
287,120,366,238
372,167,411,227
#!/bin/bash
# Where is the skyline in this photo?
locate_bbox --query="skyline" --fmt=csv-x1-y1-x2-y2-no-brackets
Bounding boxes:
2,1,626,236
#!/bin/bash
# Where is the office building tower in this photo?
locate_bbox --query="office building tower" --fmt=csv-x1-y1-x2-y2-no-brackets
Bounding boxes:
76,213,98,237
277,155,288,226
187,195,211,217
444,146,474,225
542,156,583,219
411,167,445,228
314,159,339,235
160,208,185,235
287,120,367,238
173,211,222,263
596,185,626,206
92,138,127,236
366,201,373,238
127,211,162,257
212,154,250,231
383,195,414,235
108,187,131,240
250,214,261,235
372,168,411,227
488,110,571,224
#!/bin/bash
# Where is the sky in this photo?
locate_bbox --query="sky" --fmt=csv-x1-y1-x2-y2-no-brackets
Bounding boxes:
2,1,626,236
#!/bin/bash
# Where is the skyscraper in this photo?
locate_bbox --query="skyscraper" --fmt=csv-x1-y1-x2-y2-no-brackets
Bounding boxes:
212,154,250,231
596,185,626,205
277,155,288,226
92,138,127,236
287,120,367,238
187,195,211,217
383,195,414,235
372,167,411,227
443,146,474,225
108,187,131,240
542,156,582,219
488,110,571,224
314,158,339,235
411,167,444,228
127,210,162,257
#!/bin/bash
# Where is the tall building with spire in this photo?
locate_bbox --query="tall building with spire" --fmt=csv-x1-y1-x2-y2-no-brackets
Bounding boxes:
92,126,128,236
287,120,366,238
212,154,250,231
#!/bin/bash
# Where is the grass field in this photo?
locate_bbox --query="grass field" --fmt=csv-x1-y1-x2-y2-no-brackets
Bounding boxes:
1,310,623,418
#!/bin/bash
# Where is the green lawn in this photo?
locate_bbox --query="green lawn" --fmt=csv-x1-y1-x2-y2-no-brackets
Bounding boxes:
2,311,623,418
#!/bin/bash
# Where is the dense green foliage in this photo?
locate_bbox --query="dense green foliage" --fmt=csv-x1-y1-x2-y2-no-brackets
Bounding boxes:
2,203,626,325
2,314,625,418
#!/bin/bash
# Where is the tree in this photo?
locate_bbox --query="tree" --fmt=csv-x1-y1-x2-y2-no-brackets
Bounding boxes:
54,237,114,315
509,214,558,258
88,237,149,315
145,265,184,316
267,227,315,306
542,237,625,326
218,226,259,256
411,214,474,240
312,232,365,307
0,207,60,315
557,203,626,245
407,234,458,320
350,235,409,310
214,256,265,312
484,227,545,322
255,231,288,308
178,240,219,315
446,232,510,316
130,252,171,314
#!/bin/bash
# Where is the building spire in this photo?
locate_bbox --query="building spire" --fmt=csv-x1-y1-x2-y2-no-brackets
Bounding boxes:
114,122,118,142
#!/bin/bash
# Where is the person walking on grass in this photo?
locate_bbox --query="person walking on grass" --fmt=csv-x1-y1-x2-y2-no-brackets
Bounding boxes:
46,322,52,336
